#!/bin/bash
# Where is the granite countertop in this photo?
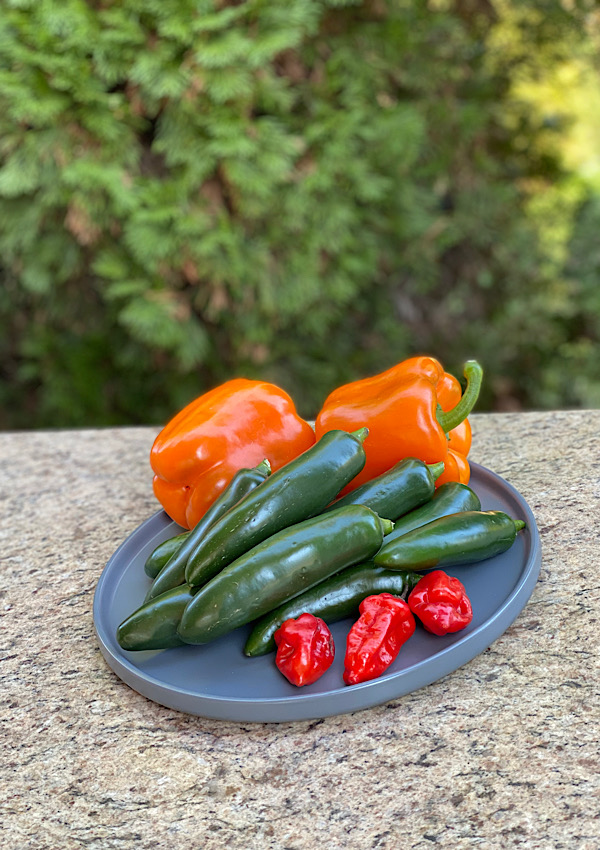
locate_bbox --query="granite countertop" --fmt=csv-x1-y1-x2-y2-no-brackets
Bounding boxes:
2,411,599,849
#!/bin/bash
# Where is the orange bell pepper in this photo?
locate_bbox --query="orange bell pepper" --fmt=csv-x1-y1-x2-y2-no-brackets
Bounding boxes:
314,357,482,495
151,378,316,529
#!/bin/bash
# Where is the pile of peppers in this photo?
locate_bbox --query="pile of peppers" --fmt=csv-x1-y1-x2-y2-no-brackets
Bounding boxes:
114,355,529,690
150,357,482,529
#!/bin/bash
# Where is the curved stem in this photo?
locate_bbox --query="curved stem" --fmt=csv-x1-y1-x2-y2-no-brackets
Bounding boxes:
427,461,445,480
351,427,369,444
381,518,395,536
255,458,272,477
437,360,483,434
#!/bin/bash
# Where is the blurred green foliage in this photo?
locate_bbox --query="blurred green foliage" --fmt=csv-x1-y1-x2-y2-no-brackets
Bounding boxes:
0,0,598,429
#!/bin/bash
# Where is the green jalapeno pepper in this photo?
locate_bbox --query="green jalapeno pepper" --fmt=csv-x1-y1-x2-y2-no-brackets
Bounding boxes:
144,530,190,579
374,510,526,571
117,584,197,651
385,481,481,543
145,459,271,600
184,428,369,588
244,562,422,656
323,458,444,521
178,504,393,645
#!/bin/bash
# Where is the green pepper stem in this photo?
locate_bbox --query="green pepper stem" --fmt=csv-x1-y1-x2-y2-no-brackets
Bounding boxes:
436,360,483,434
381,518,395,536
351,427,369,444
255,458,272,476
428,461,445,480
514,520,526,532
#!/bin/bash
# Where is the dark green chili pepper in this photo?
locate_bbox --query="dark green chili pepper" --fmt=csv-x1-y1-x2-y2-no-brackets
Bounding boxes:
117,584,197,651
323,458,444,521
374,510,526,571
184,428,369,588
144,530,190,579
385,481,481,543
145,459,271,601
178,504,393,645
244,562,422,657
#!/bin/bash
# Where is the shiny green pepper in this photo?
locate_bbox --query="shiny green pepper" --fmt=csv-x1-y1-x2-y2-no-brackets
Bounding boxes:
179,504,393,645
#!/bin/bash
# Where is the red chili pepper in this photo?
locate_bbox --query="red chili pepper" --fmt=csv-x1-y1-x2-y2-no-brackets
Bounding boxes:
343,593,415,686
407,570,473,636
274,613,335,687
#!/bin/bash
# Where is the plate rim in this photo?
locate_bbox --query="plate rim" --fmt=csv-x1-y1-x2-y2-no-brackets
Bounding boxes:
93,462,542,722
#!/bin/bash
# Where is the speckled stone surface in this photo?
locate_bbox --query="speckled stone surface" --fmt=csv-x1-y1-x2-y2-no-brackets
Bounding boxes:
1,412,599,849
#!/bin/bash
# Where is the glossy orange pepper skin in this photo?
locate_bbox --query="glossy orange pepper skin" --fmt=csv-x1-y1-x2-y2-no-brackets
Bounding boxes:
151,378,316,529
435,371,472,486
314,356,472,494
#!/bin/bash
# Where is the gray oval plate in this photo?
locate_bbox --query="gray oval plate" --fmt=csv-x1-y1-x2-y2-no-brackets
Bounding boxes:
93,463,541,723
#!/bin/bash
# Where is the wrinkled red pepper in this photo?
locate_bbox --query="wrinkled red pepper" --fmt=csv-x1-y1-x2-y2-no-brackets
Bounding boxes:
315,357,482,495
408,570,473,636
343,593,415,686
274,613,335,687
